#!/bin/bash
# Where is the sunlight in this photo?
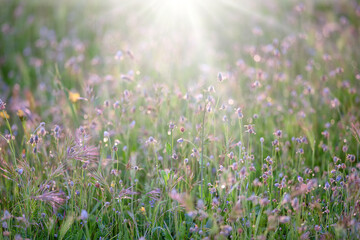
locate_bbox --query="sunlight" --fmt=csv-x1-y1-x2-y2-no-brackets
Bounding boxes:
153,0,200,23
149,0,205,36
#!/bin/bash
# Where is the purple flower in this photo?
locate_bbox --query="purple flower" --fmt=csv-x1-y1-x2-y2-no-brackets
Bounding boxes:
0,99,6,110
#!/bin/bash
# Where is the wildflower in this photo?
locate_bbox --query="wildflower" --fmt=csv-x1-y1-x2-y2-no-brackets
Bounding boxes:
314,225,321,232
146,136,157,145
239,166,247,178
300,231,310,240
221,225,232,236
104,100,110,108
282,194,291,205
104,130,110,138
321,130,329,138
279,216,291,223
191,148,198,158
217,72,223,82
252,178,262,187
291,197,299,210
54,125,60,133
252,80,261,88
197,199,205,209
124,89,130,98
347,154,355,162
38,127,46,136
272,139,279,146
236,108,243,118
1,221,7,229
0,111,9,119
0,99,6,110
341,163,346,169
113,101,120,109
208,85,215,92
17,109,26,121
260,137,264,143
53,125,61,138
228,162,237,171
177,138,184,143
207,105,212,112
245,124,256,134
297,176,303,183
1,210,11,221
274,130,282,138
330,98,340,108
249,164,256,171
114,50,123,60
79,210,88,220
260,197,270,206
342,145,348,152
15,234,23,240
69,91,80,103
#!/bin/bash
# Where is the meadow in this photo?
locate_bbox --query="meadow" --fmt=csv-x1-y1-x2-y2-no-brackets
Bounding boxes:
0,0,360,239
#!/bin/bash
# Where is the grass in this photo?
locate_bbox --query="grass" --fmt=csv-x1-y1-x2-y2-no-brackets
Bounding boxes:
0,0,360,239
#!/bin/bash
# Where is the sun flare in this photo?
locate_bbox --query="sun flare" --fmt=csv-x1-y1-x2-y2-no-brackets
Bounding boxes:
153,0,201,21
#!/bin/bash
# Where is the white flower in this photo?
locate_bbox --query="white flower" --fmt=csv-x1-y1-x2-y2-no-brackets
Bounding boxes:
80,209,88,220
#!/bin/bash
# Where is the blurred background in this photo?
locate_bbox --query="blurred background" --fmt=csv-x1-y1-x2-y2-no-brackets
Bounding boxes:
0,0,359,127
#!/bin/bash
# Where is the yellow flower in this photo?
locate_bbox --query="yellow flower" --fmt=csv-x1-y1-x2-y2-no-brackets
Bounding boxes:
140,207,146,215
17,109,26,121
69,91,80,103
0,111,9,119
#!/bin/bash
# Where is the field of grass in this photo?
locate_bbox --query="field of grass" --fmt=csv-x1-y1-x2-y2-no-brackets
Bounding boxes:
0,0,360,239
